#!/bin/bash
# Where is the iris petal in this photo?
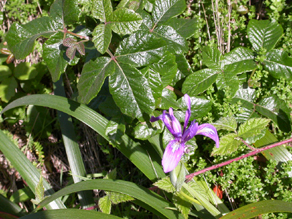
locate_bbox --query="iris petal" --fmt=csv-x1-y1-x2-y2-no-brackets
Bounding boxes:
162,139,185,173
150,114,163,122
169,108,182,135
182,120,198,142
161,109,182,138
183,94,191,132
196,123,220,148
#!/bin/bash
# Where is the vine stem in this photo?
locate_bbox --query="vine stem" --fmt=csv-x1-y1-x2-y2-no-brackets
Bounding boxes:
62,28,90,40
185,137,292,182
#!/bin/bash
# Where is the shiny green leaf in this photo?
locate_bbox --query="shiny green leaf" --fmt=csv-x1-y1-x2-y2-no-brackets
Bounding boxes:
152,0,186,24
158,88,179,109
165,18,198,39
176,96,212,120
116,0,140,10
264,49,292,80
202,46,222,70
77,57,115,104
105,118,126,143
91,0,113,22
115,30,166,67
212,116,237,132
36,179,183,219
50,0,80,25
238,118,270,144
153,25,188,54
144,68,163,100
236,107,260,124
109,8,142,35
255,95,291,132
176,54,193,77
151,52,177,87
221,200,292,219
182,69,218,96
6,17,58,59
43,32,68,82
133,123,157,140
109,63,155,118
232,87,256,109
212,133,241,156
138,9,153,30
216,73,240,98
222,47,256,74
92,23,112,54
247,19,283,52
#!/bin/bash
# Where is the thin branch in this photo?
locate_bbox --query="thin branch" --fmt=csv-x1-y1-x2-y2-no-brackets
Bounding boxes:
201,2,211,41
238,137,256,150
186,137,292,182
227,0,232,53
62,28,90,40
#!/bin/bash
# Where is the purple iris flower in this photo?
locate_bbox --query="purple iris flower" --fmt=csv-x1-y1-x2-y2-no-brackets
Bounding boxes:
150,94,219,173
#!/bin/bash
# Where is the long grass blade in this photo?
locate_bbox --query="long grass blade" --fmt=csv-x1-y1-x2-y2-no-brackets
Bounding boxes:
0,130,66,209
54,77,94,208
1,94,165,181
36,179,184,219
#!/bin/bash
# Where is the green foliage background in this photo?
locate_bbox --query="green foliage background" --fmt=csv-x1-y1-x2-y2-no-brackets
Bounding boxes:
0,0,292,218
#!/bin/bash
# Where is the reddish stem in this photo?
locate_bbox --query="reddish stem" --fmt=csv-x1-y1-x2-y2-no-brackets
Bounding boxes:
186,137,292,182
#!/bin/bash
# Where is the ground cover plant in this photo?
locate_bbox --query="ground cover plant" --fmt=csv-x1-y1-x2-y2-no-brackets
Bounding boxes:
0,0,292,218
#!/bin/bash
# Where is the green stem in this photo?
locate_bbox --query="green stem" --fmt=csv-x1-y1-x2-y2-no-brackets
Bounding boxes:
178,190,201,205
62,28,90,40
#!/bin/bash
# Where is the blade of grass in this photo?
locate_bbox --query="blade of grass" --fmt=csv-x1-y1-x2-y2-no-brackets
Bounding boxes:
0,130,66,209
1,94,165,181
19,209,123,219
54,76,94,208
36,179,184,219
183,182,222,218
221,200,292,219
0,194,26,217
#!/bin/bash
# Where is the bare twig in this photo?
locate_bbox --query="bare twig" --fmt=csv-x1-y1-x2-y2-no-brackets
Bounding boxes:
227,0,232,53
201,2,211,41
186,138,292,182
238,137,256,150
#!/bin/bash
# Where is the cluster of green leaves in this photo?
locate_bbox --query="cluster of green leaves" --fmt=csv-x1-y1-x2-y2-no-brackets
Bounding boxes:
1,0,292,218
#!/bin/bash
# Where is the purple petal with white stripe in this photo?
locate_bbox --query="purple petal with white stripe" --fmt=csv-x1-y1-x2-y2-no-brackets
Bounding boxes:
162,139,185,173
162,109,182,138
196,123,220,148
